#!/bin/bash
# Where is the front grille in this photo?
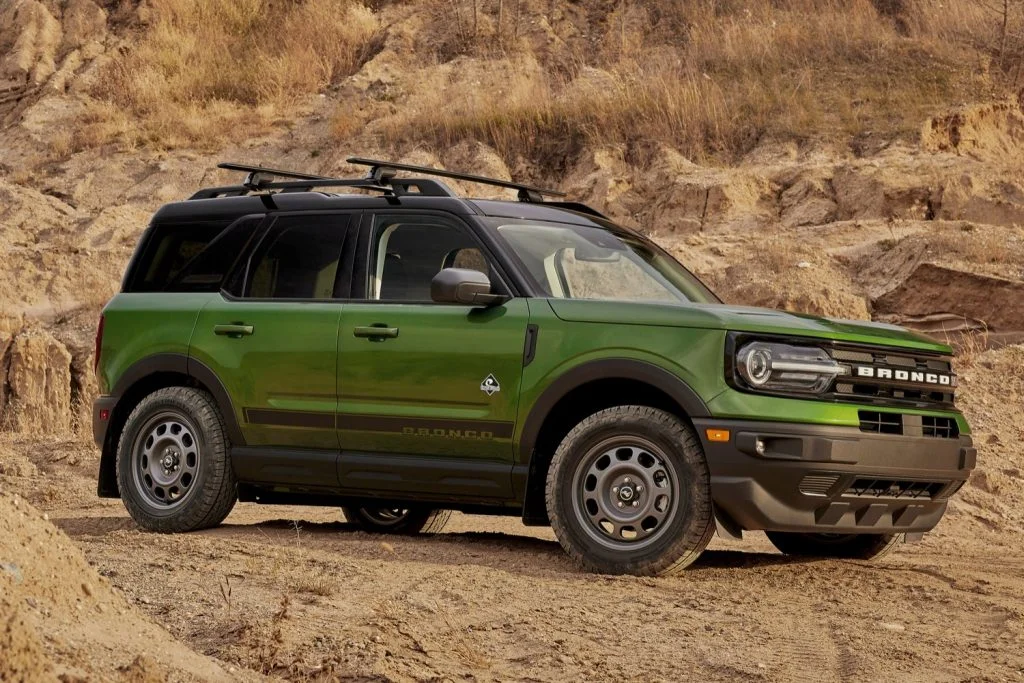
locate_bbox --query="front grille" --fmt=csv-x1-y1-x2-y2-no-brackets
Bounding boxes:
859,410,902,435
858,411,959,439
922,415,959,439
845,478,947,500
829,345,956,410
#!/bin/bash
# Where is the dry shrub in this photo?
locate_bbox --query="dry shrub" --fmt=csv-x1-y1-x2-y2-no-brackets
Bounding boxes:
82,0,381,150
388,0,996,163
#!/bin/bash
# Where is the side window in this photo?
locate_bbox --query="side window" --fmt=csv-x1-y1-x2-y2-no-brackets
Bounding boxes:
126,220,233,292
168,216,263,292
368,215,499,301
244,216,348,300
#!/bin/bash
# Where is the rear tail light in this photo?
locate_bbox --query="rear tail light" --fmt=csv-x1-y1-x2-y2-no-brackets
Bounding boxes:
94,314,105,374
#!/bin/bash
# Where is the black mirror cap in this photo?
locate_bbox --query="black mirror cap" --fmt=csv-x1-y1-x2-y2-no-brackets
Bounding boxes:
431,268,508,307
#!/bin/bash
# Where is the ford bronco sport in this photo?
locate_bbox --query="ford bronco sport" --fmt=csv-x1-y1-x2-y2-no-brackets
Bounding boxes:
93,158,976,575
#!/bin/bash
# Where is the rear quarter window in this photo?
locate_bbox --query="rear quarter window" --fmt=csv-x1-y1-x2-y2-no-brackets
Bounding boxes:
125,217,261,293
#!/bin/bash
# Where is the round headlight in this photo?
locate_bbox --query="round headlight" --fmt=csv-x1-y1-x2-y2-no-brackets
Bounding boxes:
743,346,772,386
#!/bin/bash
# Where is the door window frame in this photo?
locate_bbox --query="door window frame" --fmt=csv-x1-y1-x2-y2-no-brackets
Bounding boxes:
356,210,515,304
221,210,361,303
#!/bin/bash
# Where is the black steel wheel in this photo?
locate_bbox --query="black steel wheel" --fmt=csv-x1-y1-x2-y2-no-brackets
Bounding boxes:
116,387,236,532
546,406,714,575
342,506,451,534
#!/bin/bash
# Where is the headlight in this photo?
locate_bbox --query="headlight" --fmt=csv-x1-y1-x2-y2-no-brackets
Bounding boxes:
735,341,847,394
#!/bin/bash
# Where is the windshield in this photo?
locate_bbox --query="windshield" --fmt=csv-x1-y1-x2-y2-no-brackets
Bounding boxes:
488,218,719,304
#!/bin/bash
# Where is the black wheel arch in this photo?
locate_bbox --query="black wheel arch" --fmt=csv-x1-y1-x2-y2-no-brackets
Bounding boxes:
517,358,710,525
97,353,244,497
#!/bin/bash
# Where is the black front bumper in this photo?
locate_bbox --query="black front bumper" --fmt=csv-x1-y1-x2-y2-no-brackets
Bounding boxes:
693,419,976,535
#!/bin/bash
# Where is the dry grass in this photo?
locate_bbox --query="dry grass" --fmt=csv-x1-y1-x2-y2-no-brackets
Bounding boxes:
80,0,381,150
928,223,1024,267
382,0,1004,164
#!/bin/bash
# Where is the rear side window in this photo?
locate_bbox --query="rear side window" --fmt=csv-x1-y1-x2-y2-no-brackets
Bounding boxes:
125,217,261,293
242,215,350,299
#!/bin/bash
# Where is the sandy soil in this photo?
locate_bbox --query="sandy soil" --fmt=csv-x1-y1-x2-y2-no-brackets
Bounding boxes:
3,379,1021,683
28,500,1024,682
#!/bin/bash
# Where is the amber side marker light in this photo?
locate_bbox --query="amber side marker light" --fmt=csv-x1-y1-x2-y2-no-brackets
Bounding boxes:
706,429,731,443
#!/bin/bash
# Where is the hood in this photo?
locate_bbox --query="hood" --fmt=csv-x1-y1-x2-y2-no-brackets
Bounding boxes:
546,299,952,354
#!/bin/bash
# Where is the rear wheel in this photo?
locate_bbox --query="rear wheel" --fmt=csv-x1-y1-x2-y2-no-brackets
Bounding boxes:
766,531,902,560
116,387,237,533
342,506,451,534
546,406,715,576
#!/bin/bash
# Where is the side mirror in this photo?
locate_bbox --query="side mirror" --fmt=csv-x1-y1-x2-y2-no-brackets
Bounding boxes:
431,268,508,307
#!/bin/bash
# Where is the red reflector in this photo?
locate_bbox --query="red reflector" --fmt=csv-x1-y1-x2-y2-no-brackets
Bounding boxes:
99,409,110,421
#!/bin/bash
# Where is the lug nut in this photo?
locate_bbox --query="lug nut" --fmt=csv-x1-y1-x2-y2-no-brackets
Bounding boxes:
612,486,619,493
624,477,631,483
636,484,644,492
617,501,624,508
632,501,639,507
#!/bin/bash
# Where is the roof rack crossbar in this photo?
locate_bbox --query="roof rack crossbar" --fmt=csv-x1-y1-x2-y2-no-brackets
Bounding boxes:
217,162,336,192
190,178,394,200
346,156,565,202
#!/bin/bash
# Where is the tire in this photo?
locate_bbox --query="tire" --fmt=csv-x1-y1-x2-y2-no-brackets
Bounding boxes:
342,506,451,534
116,387,237,533
546,406,715,576
765,531,902,560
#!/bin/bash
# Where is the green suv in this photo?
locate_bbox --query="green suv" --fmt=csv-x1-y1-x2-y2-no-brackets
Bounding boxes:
93,158,976,575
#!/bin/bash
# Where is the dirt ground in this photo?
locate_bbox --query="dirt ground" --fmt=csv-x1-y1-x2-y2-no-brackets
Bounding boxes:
27,498,1024,682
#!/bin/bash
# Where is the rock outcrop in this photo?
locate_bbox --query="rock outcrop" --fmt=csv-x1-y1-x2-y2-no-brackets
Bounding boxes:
0,317,85,435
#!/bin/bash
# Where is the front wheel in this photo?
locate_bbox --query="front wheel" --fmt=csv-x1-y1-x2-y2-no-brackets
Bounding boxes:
546,406,715,576
766,531,902,560
342,506,451,534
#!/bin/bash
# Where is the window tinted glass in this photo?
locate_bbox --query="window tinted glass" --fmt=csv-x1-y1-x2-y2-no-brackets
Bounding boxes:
127,221,233,292
168,216,262,292
369,216,496,301
245,216,347,299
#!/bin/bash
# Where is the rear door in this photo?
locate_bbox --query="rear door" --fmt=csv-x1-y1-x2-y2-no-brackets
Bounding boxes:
190,212,357,450
336,212,530,471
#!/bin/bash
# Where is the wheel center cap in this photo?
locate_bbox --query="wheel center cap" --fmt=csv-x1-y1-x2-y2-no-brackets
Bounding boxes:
161,449,179,470
619,485,635,502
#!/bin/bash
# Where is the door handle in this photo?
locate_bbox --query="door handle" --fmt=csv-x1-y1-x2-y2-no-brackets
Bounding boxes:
214,324,254,337
353,325,399,339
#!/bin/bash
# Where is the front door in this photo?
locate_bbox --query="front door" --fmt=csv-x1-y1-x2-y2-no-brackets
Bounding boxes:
190,212,356,449
336,213,530,462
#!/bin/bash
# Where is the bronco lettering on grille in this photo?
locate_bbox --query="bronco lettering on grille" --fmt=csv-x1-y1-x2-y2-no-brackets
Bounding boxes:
853,366,954,386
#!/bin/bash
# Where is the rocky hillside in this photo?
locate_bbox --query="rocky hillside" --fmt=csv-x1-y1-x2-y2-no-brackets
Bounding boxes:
1,1,1023,441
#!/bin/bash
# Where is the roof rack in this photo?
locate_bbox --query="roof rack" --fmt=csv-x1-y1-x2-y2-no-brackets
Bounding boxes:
189,159,571,208
347,156,565,203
